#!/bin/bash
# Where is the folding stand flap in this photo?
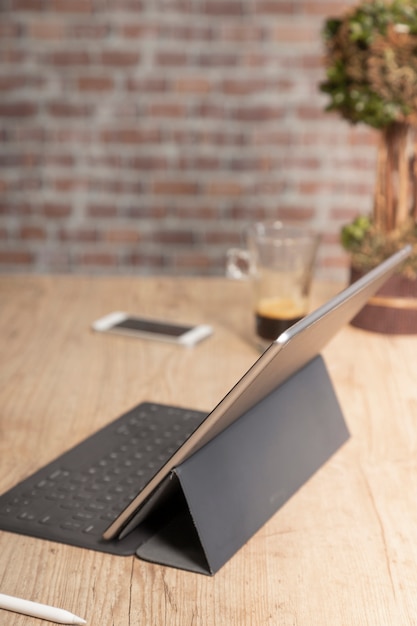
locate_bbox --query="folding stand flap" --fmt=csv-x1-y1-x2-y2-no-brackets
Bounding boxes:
135,473,212,575
135,355,350,575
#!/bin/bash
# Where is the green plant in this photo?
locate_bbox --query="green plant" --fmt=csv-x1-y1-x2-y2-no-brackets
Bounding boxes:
341,216,417,278
321,0,417,129
320,0,417,276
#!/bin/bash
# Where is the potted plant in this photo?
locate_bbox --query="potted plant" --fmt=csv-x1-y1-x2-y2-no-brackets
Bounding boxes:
320,0,417,333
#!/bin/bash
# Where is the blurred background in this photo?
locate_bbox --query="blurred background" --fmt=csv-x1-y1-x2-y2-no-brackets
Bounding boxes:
0,0,377,282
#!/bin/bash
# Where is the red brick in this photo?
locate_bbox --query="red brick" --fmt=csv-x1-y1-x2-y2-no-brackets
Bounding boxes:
252,130,292,146
47,101,92,117
220,79,267,95
0,153,41,167
228,156,274,172
155,52,187,67
48,0,94,13
176,206,223,219
0,49,27,63
66,23,110,39
170,129,247,147
100,128,161,144
0,203,33,215
52,178,88,191
276,207,316,221
0,21,23,37
0,251,34,264
11,0,44,9
127,252,165,268
194,102,225,119
173,253,215,271
104,0,143,10
77,253,119,266
296,105,328,120
87,154,122,168
29,20,66,40
121,23,159,39
46,51,91,66
228,205,270,220
0,102,37,117
77,76,114,92
298,181,327,195
231,105,285,122
42,203,72,218
148,102,187,117
19,226,46,239
127,77,168,93
219,25,264,42
255,1,296,13
300,1,353,15
153,181,199,195
50,129,94,143
288,55,324,71
196,52,239,67
87,205,119,218
243,52,274,68
103,230,141,243
0,75,45,91
100,51,140,66
203,1,244,16
206,181,244,196
175,77,211,94
272,24,317,43
158,24,214,41
202,231,240,245
176,156,219,170
89,179,143,194
153,230,195,245
128,156,168,170
43,153,75,167
59,228,98,241
127,206,167,219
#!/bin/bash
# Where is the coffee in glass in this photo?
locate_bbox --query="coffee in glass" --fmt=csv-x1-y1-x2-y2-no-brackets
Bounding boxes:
227,222,320,344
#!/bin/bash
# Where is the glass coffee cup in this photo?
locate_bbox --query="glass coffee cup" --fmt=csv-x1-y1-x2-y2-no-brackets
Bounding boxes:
227,222,320,344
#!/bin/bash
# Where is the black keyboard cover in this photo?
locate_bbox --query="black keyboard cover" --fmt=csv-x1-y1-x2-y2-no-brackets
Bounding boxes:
0,402,206,555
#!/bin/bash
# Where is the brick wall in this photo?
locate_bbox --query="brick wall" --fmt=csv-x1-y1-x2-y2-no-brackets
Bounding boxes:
0,0,378,281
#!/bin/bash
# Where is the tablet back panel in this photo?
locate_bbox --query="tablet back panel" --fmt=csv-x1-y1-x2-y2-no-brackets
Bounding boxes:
104,246,411,540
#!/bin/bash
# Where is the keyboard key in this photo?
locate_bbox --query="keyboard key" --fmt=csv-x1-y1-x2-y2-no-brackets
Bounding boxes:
0,402,206,552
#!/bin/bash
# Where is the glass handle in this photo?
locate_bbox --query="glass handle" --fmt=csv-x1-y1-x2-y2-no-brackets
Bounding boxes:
226,248,251,279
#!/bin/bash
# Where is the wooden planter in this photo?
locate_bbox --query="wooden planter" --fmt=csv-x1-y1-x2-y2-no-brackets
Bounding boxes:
350,268,417,334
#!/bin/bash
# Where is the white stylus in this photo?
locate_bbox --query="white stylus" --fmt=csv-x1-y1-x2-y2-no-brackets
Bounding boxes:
0,593,86,624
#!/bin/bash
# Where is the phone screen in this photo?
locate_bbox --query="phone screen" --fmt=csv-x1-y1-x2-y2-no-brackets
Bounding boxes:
113,317,193,337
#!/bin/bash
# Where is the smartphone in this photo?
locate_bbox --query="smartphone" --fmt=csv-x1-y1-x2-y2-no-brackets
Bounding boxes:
92,311,213,346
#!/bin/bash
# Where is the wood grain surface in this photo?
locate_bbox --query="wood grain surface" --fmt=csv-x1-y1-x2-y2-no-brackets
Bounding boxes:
1,275,417,625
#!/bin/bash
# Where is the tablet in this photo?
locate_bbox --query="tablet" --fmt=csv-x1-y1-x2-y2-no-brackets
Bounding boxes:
103,246,411,540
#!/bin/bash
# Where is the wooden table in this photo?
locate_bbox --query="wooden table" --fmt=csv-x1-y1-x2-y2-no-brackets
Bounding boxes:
1,275,417,625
